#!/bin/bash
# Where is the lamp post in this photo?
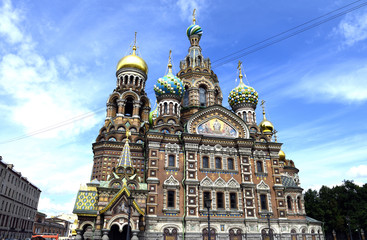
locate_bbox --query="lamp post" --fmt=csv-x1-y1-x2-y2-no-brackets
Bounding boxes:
204,197,212,240
262,212,272,240
346,216,353,240
126,195,134,240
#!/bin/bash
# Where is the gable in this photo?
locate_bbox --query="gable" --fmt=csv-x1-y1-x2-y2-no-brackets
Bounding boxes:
186,105,249,138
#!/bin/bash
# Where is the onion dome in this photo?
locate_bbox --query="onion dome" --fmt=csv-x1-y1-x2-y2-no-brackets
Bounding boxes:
279,150,286,161
259,106,274,133
154,51,184,99
228,62,258,108
149,102,158,125
116,35,148,74
186,24,203,38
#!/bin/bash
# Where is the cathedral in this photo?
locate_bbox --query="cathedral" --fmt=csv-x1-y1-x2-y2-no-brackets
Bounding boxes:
73,13,323,240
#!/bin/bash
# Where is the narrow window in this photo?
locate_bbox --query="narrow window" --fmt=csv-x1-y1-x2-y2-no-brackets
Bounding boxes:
125,97,134,117
243,112,247,122
287,196,292,210
199,86,206,107
203,192,210,207
164,102,168,114
217,192,224,209
168,155,175,167
167,191,175,208
297,196,302,210
183,86,189,107
260,194,267,210
202,156,209,168
257,161,263,172
228,158,234,170
230,193,237,209
215,157,222,169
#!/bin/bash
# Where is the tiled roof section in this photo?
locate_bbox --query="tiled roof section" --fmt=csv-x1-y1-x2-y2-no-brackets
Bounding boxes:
281,176,298,188
73,190,98,215
118,140,133,168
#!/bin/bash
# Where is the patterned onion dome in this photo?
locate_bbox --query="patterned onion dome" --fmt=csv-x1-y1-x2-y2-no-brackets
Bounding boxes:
116,46,148,74
279,150,286,161
186,24,203,38
149,103,159,125
228,81,259,107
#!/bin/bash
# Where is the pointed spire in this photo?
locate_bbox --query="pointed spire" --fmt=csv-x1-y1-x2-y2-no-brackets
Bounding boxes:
237,60,244,84
118,130,133,168
261,100,267,120
168,50,172,73
192,9,196,24
132,32,137,55
274,129,278,142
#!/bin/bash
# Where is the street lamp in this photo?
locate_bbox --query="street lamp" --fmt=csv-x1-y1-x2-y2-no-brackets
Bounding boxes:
262,212,273,240
126,195,134,240
204,197,212,240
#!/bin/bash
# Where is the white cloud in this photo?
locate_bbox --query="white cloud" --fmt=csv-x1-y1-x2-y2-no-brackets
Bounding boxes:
176,0,206,23
0,0,25,44
347,165,367,178
0,0,100,139
38,197,75,216
286,62,367,103
336,9,367,46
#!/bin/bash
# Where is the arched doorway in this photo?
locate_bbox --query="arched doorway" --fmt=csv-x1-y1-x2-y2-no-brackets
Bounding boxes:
109,225,124,240
163,227,178,240
261,229,274,240
229,228,242,240
291,229,297,240
202,228,216,240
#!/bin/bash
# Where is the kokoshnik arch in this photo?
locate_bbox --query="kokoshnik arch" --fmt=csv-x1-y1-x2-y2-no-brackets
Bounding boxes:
73,12,323,240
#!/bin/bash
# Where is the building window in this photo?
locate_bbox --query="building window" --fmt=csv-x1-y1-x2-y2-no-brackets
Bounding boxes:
199,86,206,107
168,155,175,167
202,156,209,168
230,193,237,209
217,192,224,209
203,191,210,207
167,191,175,208
164,102,168,114
228,158,234,170
183,86,189,107
297,196,302,210
215,157,222,169
257,161,263,172
125,97,134,117
260,194,267,210
287,196,292,210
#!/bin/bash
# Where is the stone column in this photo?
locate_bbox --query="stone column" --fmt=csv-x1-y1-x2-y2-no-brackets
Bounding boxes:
101,229,109,240
117,99,125,115
131,230,139,240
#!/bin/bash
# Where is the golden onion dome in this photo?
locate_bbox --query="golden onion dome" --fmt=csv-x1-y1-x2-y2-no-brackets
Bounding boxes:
279,150,285,161
116,46,148,74
259,107,274,133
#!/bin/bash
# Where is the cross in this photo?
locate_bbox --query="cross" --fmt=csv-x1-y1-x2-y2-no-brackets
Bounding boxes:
273,129,278,142
192,9,196,24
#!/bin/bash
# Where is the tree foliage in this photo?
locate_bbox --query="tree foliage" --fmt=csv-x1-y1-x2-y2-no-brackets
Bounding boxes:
304,180,367,239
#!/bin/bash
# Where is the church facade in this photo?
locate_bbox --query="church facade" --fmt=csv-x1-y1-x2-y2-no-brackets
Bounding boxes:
73,15,323,240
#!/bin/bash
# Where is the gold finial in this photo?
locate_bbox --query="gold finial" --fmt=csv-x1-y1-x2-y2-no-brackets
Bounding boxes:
132,32,137,55
274,129,278,142
168,50,172,73
237,60,243,83
261,100,267,119
126,129,131,141
192,9,196,24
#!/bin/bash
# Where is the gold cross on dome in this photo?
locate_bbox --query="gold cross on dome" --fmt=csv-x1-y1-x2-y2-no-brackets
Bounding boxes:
192,9,196,24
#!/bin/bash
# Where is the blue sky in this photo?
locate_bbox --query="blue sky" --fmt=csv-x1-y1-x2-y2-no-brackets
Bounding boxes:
0,0,366,216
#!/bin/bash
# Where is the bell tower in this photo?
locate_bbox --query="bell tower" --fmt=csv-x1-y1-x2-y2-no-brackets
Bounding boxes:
178,10,223,123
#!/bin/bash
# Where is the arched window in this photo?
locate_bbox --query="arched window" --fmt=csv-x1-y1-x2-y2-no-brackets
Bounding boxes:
228,158,234,170
214,89,219,104
253,112,256,122
202,156,209,168
287,196,292,210
243,112,247,122
183,86,189,107
257,161,263,172
297,196,302,210
217,192,224,209
215,157,222,169
229,229,242,240
202,228,216,240
125,97,134,117
260,194,267,210
199,86,206,107
164,102,168,114
230,193,237,209
163,227,177,240
168,155,175,167
161,129,170,134
291,229,297,240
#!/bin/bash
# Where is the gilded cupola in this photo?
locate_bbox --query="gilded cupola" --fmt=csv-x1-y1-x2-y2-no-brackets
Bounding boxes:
116,33,148,74
279,150,286,161
259,100,274,133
